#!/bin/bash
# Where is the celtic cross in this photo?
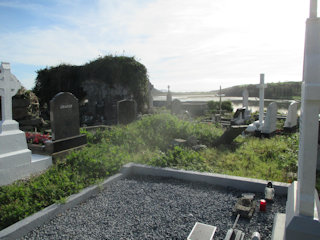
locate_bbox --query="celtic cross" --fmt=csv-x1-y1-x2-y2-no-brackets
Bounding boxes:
0,62,21,122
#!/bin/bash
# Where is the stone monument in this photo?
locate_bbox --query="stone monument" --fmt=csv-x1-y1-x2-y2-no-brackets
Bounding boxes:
246,74,267,133
261,102,277,136
0,62,52,186
171,99,182,115
117,99,137,125
272,1,320,238
284,101,298,132
48,92,87,153
242,89,251,120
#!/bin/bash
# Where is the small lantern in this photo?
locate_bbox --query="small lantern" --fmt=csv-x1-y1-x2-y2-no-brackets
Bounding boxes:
264,182,275,201
260,199,266,211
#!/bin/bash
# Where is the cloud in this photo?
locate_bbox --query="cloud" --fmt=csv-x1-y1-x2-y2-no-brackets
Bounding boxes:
0,0,310,91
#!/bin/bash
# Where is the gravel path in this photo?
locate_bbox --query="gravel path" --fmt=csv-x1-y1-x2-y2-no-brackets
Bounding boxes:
21,175,286,240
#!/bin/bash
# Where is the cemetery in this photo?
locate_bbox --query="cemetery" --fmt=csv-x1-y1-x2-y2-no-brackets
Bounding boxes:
1,1,320,239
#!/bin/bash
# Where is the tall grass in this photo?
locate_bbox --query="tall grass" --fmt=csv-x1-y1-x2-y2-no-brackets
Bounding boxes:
0,113,301,230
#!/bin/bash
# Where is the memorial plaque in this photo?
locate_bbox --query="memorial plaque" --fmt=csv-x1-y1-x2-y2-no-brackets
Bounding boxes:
50,92,80,140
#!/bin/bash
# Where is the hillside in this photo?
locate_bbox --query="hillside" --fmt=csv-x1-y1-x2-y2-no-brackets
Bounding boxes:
213,82,301,99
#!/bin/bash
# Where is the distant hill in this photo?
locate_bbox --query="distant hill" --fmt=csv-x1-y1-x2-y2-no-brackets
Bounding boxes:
211,81,301,100
152,81,301,100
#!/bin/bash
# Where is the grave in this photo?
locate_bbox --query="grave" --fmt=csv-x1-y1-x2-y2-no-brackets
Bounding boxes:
261,102,277,137
171,99,182,115
246,74,267,133
47,92,87,154
272,1,320,238
242,88,251,120
117,99,137,125
284,101,298,132
0,62,52,186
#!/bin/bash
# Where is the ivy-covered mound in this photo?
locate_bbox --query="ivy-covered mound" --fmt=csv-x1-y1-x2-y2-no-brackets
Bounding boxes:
33,55,149,113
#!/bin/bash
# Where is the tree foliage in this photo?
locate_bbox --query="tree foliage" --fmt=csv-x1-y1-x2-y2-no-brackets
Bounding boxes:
33,55,149,112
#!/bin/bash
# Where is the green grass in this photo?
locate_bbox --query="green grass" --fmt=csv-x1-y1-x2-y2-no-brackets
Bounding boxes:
0,113,307,231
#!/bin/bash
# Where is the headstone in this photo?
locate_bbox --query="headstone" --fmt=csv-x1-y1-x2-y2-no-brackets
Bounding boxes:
242,88,251,120
257,74,267,125
50,92,80,140
272,1,320,239
171,99,182,115
261,102,277,135
0,62,52,186
245,75,267,133
284,101,298,130
117,99,137,125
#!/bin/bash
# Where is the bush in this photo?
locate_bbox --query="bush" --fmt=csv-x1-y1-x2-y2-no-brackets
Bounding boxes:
207,100,233,113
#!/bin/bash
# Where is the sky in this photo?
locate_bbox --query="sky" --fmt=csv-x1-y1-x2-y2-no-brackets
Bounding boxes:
0,0,311,92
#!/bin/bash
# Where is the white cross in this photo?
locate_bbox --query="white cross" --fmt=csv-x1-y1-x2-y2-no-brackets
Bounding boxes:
256,74,267,125
0,62,21,122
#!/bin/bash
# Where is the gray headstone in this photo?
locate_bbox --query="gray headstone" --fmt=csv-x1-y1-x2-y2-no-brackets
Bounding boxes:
261,102,277,134
50,92,80,140
117,99,137,125
171,99,182,115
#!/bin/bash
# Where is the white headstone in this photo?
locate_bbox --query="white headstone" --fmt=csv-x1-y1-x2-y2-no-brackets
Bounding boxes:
261,102,277,134
282,1,320,239
242,89,249,109
257,74,267,125
0,62,52,186
284,101,298,129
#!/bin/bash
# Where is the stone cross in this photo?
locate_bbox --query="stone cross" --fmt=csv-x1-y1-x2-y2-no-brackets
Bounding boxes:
257,74,267,125
0,62,21,122
242,89,249,109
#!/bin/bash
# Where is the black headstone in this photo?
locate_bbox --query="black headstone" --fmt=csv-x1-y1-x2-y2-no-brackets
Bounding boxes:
50,92,80,140
117,99,137,125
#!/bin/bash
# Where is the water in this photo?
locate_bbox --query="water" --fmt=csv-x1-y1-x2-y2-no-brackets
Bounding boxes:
153,94,300,114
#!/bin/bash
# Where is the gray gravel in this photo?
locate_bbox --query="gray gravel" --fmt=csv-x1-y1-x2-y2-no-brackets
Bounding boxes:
21,176,286,240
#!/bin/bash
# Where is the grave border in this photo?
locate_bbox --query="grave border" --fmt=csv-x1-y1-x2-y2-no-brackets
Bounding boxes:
0,163,290,240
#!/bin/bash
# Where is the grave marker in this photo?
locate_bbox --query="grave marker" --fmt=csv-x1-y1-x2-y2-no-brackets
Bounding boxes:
284,101,298,131
50,92,80,140
257,74,267,126
261,102,277,136
47,92,87,154
272,1,320,239
171,99,182,115
0,62,52,186
242,89,249,109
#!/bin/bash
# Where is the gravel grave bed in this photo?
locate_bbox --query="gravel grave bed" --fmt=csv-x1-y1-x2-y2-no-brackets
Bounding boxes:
21,175,287,240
